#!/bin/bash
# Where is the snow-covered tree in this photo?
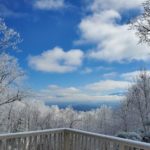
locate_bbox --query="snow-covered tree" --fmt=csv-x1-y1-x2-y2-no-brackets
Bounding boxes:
0,18,21,52
130,0,150,45
0,53,26,106
125,71,150,133
0,18,25,106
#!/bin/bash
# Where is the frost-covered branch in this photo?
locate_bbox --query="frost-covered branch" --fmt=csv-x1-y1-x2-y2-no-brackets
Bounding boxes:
131,0,150,45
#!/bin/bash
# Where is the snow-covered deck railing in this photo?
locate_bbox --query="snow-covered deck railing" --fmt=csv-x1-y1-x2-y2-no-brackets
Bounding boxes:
0,128,149,150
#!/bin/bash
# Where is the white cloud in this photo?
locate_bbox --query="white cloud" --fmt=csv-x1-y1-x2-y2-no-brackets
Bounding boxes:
121,70,150,81
89,0,144,12
77,0,150,62
78,10,150,62
78,10,120,43
103,72,117,78
39,83,124,102
85,80,130,93
28,47,84,73
34,0,65,10
38,79,131,102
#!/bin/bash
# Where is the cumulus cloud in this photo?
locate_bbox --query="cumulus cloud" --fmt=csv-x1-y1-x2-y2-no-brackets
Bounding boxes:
34,0,65,10
85,80,130,93
34,70,150,103
28,47,84,73
39,82,125,102
121,70,150,81
77,0,150,62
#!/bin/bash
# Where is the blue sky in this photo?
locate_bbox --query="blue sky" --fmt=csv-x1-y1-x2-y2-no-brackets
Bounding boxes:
1,0,150,103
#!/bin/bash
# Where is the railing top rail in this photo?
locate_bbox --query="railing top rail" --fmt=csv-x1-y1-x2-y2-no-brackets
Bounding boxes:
65,128,150,148
0,128,65,139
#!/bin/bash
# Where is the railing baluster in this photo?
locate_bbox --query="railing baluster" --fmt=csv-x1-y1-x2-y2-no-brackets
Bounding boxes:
81,134,84,150
64,131,69,150
54,133,57,150
23,137,26,150
61,132,63,150
2,139,6,150
73,133,77,150
77,133,80,150
72,133,75,150
39,134,43,150
48,133,52,150
62,131,65,150
82,135,86,150
57,132,61,150
53,133,55,150
78,133,81,150
88,136,91,150
119,143,125,150
17,137,21,150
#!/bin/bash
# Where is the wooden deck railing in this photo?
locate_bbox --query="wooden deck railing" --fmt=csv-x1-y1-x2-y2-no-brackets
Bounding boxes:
0,128,149,150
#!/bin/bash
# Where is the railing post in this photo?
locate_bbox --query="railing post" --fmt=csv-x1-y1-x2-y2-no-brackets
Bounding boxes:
64,130,70,150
